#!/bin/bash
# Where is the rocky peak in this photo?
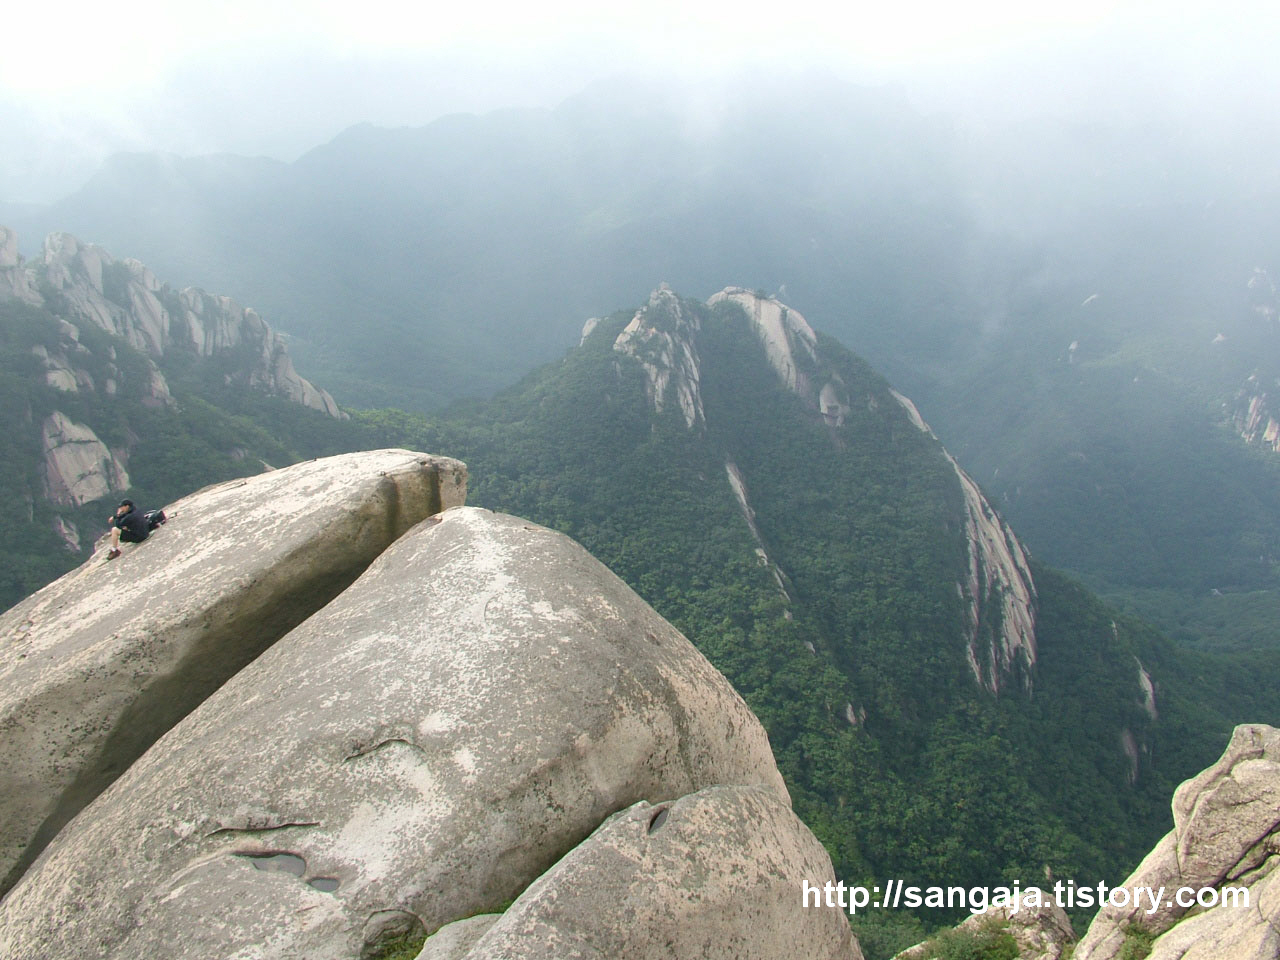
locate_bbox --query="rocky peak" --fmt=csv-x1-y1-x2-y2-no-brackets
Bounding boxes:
708,287,817,392
0,227,343,418
612,283,706,429
708,287,852,426
613,285,853,432
0,226,39,305
610,284,1037,693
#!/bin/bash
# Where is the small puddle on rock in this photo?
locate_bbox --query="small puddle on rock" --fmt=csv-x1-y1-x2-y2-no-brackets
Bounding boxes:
235,852,342,892
238,852,306,876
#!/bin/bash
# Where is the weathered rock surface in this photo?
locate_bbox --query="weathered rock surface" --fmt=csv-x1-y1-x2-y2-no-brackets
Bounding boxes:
0,449,466,896
708,287,820,396
612,285,1037,692
39,411,131,507
893,889,1074,960
0,225,40,304
0,506,786,959
431,785,861,960
176,286,342,416
890,388,1038,692
1074,724,1280,960
0,227,342,417
613,284,706,430
417,916,501,960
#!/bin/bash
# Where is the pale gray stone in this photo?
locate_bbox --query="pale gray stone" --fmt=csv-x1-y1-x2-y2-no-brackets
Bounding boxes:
0,225,41,304
32,230,342,417
0,506,786,959
449,785,862,960
1075,724,1280,960
417,916,502,960
1144,859,1279,960
39,411,130,506
893,888,1074,960
0,449,466,896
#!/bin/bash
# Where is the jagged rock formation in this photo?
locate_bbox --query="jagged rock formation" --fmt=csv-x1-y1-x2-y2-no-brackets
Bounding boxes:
0,226,40,304
0,450,466,897
39,411,131,507
1075,724,1280,960
614,284,1037,692
0,504,832,960
613,284,706,430
890,388,1038,692
0,227,342,417
893,888,1075,960
1231,374,1280,453
428,786,862,960
707,288,850,426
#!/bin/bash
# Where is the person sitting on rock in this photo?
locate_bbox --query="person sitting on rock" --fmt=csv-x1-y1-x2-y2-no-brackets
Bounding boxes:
106,499,166,559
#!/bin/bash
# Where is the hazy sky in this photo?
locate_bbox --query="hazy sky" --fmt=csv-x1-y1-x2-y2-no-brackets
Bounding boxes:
2,0,1276,202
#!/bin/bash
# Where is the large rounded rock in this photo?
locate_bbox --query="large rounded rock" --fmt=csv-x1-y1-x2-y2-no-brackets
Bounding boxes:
0,449,466,895
426,785,861,960
0,507,787,959
1074,724,1280,960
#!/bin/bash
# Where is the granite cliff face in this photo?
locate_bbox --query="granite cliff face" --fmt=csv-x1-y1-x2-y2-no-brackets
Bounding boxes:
0,451,857,960
0,225,350,600
38,410,132,508
889,389,1037,693
2,227,342,418
614,285,1037,693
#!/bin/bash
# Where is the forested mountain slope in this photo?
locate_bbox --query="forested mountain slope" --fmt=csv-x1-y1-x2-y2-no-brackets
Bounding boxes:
13,74,1280,646
352,288,1280,952
0,226,353,607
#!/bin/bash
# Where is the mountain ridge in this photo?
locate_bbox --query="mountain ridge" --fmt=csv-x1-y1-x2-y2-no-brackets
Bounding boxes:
0,225,357,606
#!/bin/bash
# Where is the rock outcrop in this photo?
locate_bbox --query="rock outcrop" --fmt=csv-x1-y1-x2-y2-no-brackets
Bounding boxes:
613,284,706,430
0,506,792,960
890,388,1038,692
1231,374,1280,453
0,227,342,417
707,287,852,426
0,226,40,304
612,285,1037,693
0,449,466,897
1074,724,1280,960
26,312,173,405
39,411,131,507
893,889,1075,960
175,286,341,415
429,786,861,960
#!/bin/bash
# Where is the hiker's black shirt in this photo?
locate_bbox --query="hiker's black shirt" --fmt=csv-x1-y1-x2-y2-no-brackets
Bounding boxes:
112,508,151,543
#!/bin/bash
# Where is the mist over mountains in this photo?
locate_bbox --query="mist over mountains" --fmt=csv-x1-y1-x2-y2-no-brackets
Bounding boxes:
2,219,1279,957
8,71,1280,646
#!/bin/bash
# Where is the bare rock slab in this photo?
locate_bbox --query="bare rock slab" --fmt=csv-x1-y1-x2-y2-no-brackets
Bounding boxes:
430,785,862,960
0,449,466,895
0,507,786,959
